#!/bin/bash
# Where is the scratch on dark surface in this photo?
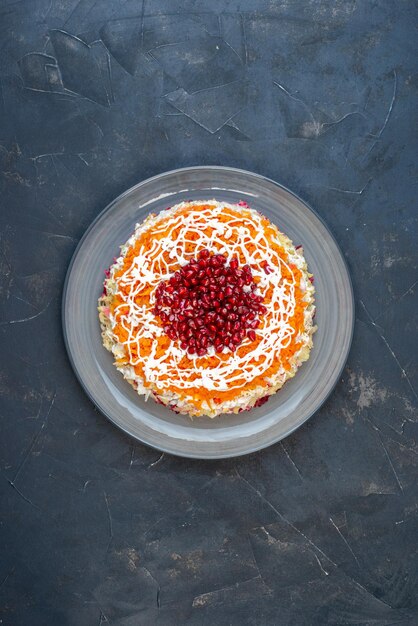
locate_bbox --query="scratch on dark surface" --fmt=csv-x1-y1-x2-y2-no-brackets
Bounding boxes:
50,30,112,107
280,441,303,480
222,38,244,63
273,80,315,122
63,0,83,27
78,153,90,166
12,294,37,310
42,0,53,21
10,391,56,487
45,206,66,229
312,551,330,576
148,452,164,469
144,516,166,538
55,154,78,180
39,231,77,242
103,491,113,552
366,418,408,493
105,43,114,103
50,154,59,178
142,567,161,608
360,300,418,402
0,297,53,326
363,69,397,160
329,516,361,568
17,85,62,96
240,14,247,65
0,568,14,589
375,279,418,321
87,116,104,138
7,480,40,509
307,179,371,195
373,69,398,139
140,0,146,50
98,609,106,625
82,480,91,493
128,445,135,470
378,436,404,494
236,471,337,567
31,152,65,161
218,16,240,60
322,111,366,128
246,533,265,584
164,80,248,134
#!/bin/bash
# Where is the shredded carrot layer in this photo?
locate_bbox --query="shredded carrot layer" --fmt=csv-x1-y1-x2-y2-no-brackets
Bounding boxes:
108,204,310,413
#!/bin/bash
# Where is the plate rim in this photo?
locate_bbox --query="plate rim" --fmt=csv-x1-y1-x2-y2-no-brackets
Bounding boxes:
62,165,355,459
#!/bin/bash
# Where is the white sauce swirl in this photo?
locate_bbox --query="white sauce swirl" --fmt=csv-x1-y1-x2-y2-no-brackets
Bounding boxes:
106,201,307,393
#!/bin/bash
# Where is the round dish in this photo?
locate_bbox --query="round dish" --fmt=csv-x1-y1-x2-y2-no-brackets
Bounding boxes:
98,200,316,418
63,166,354,459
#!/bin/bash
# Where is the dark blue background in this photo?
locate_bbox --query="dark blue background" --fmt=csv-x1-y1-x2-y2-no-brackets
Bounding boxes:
0,1,417,624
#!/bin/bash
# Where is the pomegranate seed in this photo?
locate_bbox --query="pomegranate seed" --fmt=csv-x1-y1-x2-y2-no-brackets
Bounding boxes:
262,261,273,275
153,248,267,354
248,330,256,341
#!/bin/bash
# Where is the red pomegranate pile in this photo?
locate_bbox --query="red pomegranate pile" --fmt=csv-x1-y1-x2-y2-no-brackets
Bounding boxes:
152,249,267,356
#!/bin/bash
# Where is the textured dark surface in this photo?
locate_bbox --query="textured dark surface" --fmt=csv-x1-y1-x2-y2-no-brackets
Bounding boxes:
1,1,417,624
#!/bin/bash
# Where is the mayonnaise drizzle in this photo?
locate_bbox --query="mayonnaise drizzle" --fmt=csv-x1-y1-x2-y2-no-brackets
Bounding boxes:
107,201,307,393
